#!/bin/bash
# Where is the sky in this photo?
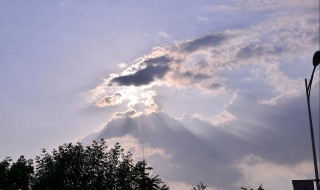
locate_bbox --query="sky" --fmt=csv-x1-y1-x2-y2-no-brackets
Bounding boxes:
0,0,319,190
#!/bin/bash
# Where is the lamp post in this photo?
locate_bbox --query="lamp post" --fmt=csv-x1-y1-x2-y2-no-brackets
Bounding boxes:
305,50,320,190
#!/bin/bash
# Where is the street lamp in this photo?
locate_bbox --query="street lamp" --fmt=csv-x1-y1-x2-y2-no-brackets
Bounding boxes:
313,51,320,67
305,50,320,190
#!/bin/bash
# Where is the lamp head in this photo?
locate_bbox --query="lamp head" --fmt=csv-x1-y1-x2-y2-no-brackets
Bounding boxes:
313,50,320,67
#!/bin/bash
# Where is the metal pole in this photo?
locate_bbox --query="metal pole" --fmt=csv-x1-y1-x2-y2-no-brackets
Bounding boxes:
305,78,320,190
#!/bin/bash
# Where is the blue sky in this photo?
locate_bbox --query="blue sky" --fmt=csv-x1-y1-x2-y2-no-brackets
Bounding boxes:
0,1,319,190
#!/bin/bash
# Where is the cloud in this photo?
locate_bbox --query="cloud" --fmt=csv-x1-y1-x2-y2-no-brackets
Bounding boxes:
141,90,159,114
83,111,243,189
91,0,317,103
111,64,170,86
235,155,314,190
107,55,174,88
83,86,319,190
224,89,319,165
90,31,233,101
178,33,229,53
84,1,319,190
157,31,171,39
103,135,171,162
205,0,314,14
95,93,122,107
235,44,284,60
112,108,141,119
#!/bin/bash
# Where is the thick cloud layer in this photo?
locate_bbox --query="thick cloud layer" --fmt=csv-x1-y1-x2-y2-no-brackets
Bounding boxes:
84,87,319,190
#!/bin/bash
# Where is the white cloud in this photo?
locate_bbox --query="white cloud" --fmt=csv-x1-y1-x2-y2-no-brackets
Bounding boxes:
157,31,171,39
103,135,171,162
235,155,314,190
90,0,317,108
111,108,142,119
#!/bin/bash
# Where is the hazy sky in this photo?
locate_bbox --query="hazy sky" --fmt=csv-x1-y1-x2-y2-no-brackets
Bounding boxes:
0,1,319,190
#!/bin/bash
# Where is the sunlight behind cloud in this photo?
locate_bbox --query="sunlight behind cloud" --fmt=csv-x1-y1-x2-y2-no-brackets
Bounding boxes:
92,83,160,118
1,0,319,190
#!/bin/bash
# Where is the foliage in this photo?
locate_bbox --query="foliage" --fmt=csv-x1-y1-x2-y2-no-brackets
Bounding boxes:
0,156,34,190
192,181,207,190
0,139,169,190
0,157,11,189
241,184,264,190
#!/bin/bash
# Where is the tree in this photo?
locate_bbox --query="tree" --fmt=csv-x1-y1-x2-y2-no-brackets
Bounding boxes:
0,156,34,190
8,156,34,190
192,181,207,190
241,184,264,190
131,160,169,190
0,140,168,190
0,157,12,189
31,139,169,190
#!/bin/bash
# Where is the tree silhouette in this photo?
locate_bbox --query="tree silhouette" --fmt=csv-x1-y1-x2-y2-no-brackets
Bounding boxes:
0,139,169,190
192,181,207,190
31,139,168,190
0,157,12,189
0,156,34,190
0,140,266,190
241,184,264,190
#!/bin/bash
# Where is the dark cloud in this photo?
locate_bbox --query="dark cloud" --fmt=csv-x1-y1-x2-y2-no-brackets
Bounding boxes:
144,55,173,66
208,82,223,89
179,33,228,53
110,55,174,86
111,65,170,86
193,73,211,80
236,45,264,59
181,71,210,81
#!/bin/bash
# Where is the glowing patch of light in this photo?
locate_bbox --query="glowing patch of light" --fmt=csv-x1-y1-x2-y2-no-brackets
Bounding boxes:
120,85,144,107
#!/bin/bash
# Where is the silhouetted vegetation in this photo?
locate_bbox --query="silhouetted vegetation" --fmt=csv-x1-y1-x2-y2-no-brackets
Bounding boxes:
0,139,265,190
0,156,34,190
241,184,264,190
0,139,169,190
192,181,206,190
